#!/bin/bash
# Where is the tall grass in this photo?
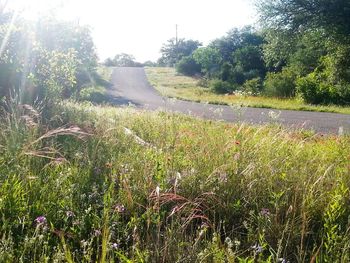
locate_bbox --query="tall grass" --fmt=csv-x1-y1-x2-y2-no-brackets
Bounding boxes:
0,99,350,262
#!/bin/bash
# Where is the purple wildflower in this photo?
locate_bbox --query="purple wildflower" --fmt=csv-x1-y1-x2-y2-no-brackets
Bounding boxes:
111,243,119,249
260,208,271,217
94,229,102,236
35,216,47,225
252,243,263,254
114,204,126,213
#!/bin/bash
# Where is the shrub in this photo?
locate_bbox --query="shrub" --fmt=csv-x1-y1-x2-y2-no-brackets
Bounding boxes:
297,50,350,105
242,77,263,95
297,73,350,105
264,68,297,98
210,79,236,94
176,56,202,76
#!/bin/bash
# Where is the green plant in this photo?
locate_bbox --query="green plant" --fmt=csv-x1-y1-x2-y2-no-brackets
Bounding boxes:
210,79,236,94
176,55,202,76
264,68,297,98
242,77,263,95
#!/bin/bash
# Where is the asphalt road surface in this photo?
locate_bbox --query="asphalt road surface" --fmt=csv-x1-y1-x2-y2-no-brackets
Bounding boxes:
108,67,350,134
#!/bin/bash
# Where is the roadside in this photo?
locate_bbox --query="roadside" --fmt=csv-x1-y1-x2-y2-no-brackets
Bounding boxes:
145,67,350,115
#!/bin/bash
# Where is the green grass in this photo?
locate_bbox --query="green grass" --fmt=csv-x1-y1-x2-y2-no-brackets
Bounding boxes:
145,67,350,114
79,66,113,104
1,99,350,262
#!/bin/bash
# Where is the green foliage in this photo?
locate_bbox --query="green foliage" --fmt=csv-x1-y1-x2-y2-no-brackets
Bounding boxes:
104,53,143,67
193,47,222,77
175,55,202,76
242,77,263,95
159,38,202,66
297,45,350,105
258,0,350,41
210,79,236,94
264,68,297,98
210,26,264,63
30,48,78,101
0,13,98,105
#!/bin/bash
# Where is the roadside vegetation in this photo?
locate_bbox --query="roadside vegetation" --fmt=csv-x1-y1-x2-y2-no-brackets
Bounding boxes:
2,0,350,262
155,0,350,110
1,100,350,262
146,67,350,114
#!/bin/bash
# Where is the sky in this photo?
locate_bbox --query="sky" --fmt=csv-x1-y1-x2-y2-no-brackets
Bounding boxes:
6,0,257,62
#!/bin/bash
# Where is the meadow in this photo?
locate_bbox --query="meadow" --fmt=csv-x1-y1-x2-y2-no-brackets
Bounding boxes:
1,99,350,262
145,67,350,115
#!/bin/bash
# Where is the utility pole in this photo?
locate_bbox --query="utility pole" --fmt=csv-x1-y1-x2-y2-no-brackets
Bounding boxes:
175,24,178,45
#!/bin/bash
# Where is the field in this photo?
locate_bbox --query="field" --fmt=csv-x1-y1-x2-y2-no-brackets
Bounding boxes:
145,67,350,115
1,100,350,262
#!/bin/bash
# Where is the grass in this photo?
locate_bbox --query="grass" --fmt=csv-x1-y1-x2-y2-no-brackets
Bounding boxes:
1,98,350,262
79,66,113,104
145,67,350,114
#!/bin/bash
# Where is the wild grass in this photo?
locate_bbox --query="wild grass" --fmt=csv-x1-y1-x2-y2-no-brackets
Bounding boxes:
79,66,113,104
145,67,350,115
1,99,350,262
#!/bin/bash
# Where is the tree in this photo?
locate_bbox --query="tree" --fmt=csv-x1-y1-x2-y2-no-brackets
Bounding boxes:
257,0,350,42
210,26,264,63
193,47,222,77
159,38,202,66
176,55,202,76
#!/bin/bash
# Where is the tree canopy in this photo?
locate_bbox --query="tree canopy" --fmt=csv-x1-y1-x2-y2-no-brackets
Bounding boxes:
159,38,202,66
258,0,350,41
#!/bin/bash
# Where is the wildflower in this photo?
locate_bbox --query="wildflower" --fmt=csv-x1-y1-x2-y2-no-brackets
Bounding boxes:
66,211,75,218
94,229,102,237
111,243,119,250
35,216,47,225
251,243,263,254
260,208,271,217
114,204,126,213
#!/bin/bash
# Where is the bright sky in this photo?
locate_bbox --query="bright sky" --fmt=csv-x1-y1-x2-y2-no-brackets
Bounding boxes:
6,0,257,62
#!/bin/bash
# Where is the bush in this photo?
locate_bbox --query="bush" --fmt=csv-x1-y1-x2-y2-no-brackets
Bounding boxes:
176,56,202,76
297,51,350,105
264,68,297,98
297,73,350,105
210,79,236,94
242,77,262,95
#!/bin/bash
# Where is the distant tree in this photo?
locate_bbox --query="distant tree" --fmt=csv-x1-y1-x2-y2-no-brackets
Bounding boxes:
193,47,222,77
210,26,264,63
113,53,136,67
108,53,143,67
176,56,202,76
233,45,266,76
104,58,114,67
159,38,202,66
143,60,157,67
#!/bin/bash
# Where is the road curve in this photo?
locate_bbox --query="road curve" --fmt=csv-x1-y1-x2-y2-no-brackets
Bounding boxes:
108,67,350,134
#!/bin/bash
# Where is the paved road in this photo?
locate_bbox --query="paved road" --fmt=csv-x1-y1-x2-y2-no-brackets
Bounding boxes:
108,67,350,134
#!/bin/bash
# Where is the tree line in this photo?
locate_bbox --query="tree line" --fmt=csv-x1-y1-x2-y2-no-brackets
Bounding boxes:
158,0,350,105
